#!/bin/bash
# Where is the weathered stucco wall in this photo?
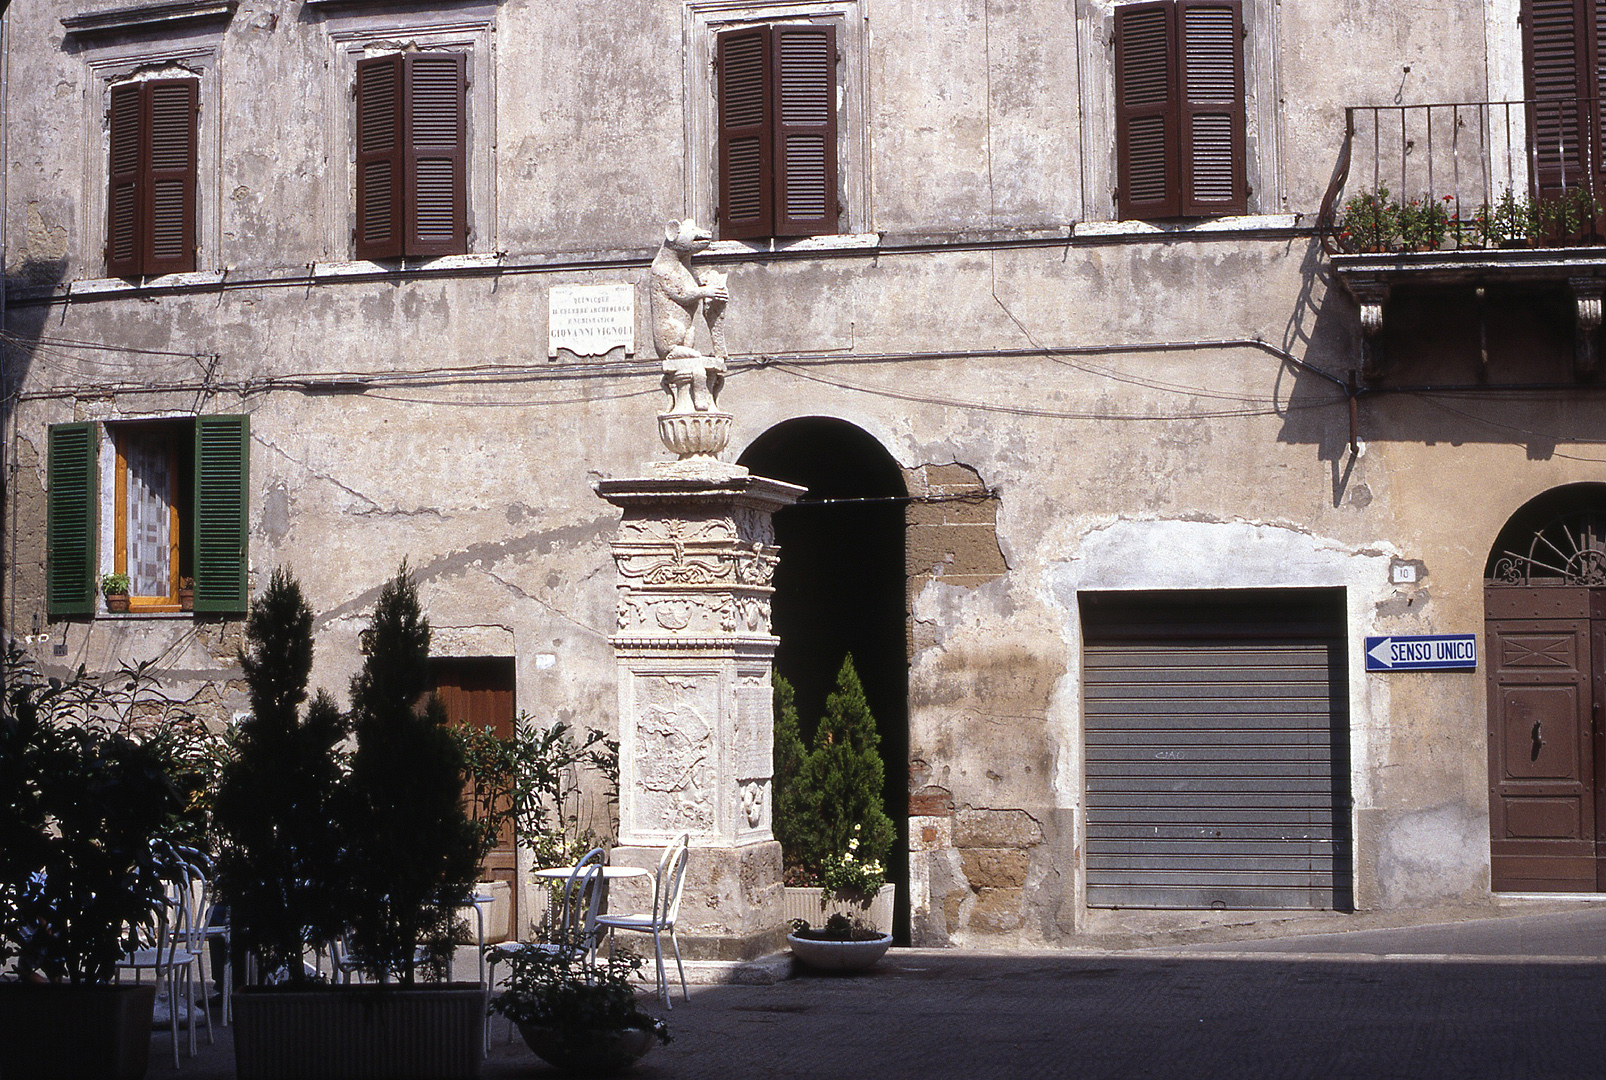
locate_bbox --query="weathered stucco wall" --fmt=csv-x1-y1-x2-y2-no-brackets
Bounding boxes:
6,0,1600,949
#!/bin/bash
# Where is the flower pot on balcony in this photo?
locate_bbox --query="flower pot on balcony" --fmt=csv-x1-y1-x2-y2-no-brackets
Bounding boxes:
232,984,486,1080
104,592,130,613
0,982,156,1080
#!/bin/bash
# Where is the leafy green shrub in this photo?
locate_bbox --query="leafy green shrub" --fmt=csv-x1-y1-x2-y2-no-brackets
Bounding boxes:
0,648,188,983
490,948,669,1044
456,717,618,869
214,569,348,986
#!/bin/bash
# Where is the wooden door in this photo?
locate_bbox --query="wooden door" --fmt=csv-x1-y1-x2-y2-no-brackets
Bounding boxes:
431,658,518,922
1486,587,1599,891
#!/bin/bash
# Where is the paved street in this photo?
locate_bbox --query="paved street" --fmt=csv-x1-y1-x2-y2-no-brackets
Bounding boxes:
149,908,1606,1080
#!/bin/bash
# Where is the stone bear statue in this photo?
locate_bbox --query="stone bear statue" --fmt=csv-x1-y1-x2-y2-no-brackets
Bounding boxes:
651,219,728,414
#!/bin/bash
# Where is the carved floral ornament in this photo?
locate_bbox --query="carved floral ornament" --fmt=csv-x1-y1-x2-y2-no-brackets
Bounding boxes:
615,593,771,636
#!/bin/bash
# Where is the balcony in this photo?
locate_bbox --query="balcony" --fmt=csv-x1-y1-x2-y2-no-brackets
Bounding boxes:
1317,99,1606,380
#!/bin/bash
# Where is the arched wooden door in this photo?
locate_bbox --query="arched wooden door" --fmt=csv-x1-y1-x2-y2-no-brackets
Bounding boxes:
1486,491,1606,892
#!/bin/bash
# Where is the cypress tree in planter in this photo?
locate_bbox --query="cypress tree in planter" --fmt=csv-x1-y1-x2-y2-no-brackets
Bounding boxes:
227,567,486,1080
341,564,480,984
776,656,897,933
215,569,348,986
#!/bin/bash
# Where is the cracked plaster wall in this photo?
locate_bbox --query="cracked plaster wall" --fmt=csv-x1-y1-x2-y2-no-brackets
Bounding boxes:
5,0,1604,950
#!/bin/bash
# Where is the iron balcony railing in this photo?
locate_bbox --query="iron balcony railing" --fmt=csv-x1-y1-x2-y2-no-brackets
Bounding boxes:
1318,97,1606,256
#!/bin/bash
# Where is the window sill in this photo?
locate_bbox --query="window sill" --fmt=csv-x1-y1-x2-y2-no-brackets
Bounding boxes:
1073,214,1304,238
707,233,883,257
98,609,193,620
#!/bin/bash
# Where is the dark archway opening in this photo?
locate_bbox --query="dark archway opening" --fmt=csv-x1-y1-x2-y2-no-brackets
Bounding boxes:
738,417,910,943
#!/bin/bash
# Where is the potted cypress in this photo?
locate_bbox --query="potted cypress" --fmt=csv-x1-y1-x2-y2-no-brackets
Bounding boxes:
0,648,188,1080
775,658,898,945
223,566,486,1080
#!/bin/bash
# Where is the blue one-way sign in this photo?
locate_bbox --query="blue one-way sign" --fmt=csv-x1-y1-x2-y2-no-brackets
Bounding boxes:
1364,634,1477,672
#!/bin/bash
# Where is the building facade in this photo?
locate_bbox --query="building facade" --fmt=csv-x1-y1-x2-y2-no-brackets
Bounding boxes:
6,0,1606,947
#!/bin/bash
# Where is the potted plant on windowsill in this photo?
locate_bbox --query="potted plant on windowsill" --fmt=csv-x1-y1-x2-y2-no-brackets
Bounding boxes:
490,948,669,1076
0,648,189,1080
221,566,487,1080
178,577,195,611
101,572,132,613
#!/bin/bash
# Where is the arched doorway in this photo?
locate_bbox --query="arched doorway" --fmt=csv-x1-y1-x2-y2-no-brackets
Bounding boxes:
737,418,910,941
1485,483,1606,892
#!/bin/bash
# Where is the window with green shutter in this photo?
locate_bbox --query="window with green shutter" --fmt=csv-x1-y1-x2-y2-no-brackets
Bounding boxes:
46,416,248,617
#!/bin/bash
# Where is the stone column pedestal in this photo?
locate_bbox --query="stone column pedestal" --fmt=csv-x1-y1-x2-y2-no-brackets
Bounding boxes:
596,468,803,961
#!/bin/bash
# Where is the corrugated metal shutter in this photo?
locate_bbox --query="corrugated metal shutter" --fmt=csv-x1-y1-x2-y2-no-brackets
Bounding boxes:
1083,591,1350,910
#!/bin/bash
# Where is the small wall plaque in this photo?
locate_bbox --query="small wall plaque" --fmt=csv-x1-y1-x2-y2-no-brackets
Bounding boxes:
548,283,635,358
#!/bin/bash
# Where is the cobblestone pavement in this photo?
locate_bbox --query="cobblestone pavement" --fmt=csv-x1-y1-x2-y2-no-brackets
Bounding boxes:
148,908,1606,1080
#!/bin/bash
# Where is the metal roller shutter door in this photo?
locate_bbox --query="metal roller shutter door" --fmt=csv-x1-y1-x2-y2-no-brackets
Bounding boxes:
1084,604,1350,910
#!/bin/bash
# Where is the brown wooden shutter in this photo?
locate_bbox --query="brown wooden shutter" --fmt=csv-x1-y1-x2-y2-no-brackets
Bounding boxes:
404,52,467,257
1177,1,1246,215
1524,0,1599,195
106,83,143,277
142,79,198,275
718,27,774,240
355,54,405,260
772,23,838,237
1115,2,1181,218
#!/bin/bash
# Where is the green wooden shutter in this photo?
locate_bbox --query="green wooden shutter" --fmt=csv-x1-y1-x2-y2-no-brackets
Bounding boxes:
355,54,405,260
1114,1,1181,219
106,83,143,278
404,52,467,257
47,422,98,617
717,26,774,239
192,414,248,612
1177,1,1246,215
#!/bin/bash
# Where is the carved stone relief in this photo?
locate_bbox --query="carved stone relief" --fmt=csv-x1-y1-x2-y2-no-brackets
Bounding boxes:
634,674,717,833
740,779,768,830
734,672,774,779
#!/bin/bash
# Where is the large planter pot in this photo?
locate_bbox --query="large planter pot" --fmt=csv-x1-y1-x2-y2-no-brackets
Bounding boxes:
516,1021,657,1076
784,882,895,934
786,930,894,973
232,984,486,1080
0,981,156,1080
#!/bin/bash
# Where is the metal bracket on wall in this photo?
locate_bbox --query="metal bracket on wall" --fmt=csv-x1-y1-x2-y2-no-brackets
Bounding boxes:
1350,279,1390,381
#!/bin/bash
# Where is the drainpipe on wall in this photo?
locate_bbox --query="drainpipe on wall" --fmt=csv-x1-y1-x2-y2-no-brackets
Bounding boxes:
2,0,12,673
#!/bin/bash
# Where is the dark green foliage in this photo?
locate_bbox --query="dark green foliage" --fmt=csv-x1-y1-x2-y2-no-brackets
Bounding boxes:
781,656,896,882
341,564,479,984
770,673,812,882
214,569,348,985
0,649,184,983
490,948,669,1045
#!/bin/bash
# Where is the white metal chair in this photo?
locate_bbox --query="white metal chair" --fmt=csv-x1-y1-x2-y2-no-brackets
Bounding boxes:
116,855,210,1068
597,833,690,1008
484,850,606,1047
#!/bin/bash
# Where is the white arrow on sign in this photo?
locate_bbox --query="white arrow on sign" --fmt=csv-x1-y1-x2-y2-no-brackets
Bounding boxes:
1368,637,1395,669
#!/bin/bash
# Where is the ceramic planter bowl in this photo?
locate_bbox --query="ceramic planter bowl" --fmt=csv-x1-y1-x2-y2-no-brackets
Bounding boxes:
516,1021,658,1076
787,929,894,972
